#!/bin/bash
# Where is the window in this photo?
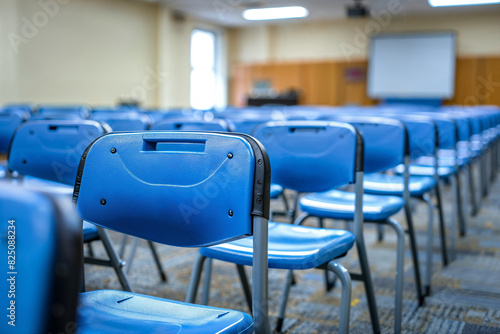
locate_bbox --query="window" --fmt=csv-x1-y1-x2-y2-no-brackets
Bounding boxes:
190,29,216,110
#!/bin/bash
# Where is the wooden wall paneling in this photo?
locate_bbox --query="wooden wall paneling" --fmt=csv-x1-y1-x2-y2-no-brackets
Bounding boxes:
445,58,478,106
300,62,339,105
482,57,500,106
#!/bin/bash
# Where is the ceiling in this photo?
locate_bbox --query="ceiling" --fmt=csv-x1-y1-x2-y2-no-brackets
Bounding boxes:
145,0,500,27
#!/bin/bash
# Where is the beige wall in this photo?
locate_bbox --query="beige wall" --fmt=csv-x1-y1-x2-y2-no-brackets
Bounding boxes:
1,0,159,107
230,12,500,64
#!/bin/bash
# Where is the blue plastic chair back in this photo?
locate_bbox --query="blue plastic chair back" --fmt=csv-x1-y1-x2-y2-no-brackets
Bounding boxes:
0,183,81,334
0,111,29,154
74,131,271,247
224,111,286,135
8,120,108,185
151,118,231,132
252,121,361,193
92,111,151,131
322,115,407,173
38,105,91,119
3,104,34,114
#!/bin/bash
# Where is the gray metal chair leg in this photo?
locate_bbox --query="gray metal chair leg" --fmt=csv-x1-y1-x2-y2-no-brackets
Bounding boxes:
403,202,425,306
202,258,212,305
236,264,253,312
435,183,449,266
377,224,384,242
468,163,479,216
276,270,294,333
125,238,139,274
382,219,405,334
119,234,129,258
455,171,467,237
450,176,458,261
96,226,133,292
327,261,352,334
422,194,434,297
147,241,167,282
355,235,381,334
186,254,206,303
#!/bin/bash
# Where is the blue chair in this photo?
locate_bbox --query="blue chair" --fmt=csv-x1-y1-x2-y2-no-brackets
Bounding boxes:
7,120,166,291
74,131,272,333
0,110,29,155
190,121,372,334
151,117,232,132
92,111,151,131
0,183,82,334
37,105,91,119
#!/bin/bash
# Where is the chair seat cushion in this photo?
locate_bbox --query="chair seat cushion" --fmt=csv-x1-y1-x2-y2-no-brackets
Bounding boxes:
299,190,404,222
83,221,99,242
393,164,456,178
363,173,436,197
270,183,283,199
414,155,470,169
200,222,354,270
77,290,253,334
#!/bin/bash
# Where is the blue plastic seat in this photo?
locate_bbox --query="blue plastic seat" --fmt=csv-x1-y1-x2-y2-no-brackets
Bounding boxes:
74,131,272,334
191,121,376,334
202,222,354,270
270,183,283,198
364,173,437,197
300,189,404,221
0,183,82,334
78,290,253,334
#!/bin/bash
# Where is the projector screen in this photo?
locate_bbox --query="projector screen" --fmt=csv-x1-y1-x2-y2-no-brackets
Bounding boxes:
367,32,456,99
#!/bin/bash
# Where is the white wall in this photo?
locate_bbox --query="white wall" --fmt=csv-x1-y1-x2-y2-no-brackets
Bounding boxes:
230,12,500,64
1,0,159,107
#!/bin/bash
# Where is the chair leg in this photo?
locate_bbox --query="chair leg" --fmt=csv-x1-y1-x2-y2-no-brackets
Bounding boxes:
422,194,434,297
403,202,425,306
87,242,95,257
327,261,352,334
96,226,133,292
355,235,381,334
202,258,212,305
119,234,129,258
455,171,466,237
450,176,458,261
236,265,253,312
186,254,206,303
276,270,294,333
383,219,405,334
434,182,449,266
125,238,139,274
468,164,479,216
377,225,384,242
147,241,167,282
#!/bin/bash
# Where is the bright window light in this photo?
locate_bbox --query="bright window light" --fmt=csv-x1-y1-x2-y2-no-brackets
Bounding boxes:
242,6,309,21
190,29,216,110
429,0,500,7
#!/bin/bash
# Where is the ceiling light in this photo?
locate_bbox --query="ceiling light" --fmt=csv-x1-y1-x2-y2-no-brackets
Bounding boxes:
242,6,309,21
429,0,500,7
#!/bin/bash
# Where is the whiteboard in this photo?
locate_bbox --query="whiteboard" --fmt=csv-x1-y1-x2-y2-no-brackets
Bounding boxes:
367,32,456,99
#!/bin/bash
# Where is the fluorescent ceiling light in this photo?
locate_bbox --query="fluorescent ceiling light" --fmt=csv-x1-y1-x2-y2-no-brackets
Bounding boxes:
429,0,500,7
242,6,309,21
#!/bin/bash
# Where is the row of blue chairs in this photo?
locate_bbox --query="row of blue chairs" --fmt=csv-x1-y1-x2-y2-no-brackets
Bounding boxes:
0,103,498,333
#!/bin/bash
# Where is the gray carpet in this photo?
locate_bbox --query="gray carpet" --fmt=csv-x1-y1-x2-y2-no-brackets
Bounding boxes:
84,172,500,333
